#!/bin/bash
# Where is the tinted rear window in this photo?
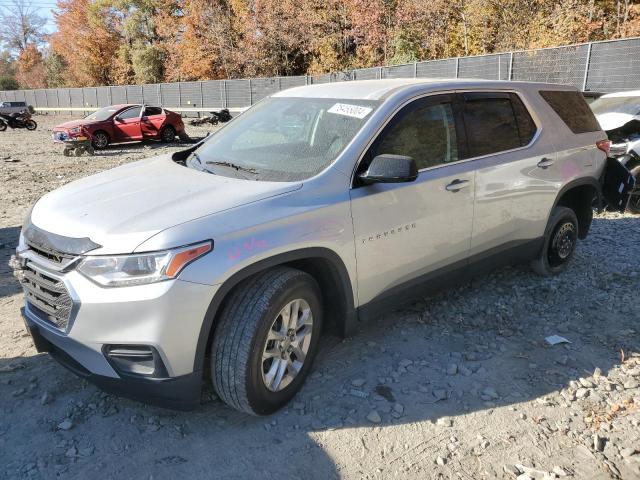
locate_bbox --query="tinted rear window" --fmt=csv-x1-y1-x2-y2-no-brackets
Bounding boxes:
539,90,601,134
461,93,537,158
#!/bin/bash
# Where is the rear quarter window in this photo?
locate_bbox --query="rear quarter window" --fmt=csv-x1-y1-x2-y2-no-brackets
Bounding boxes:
539,90,601,134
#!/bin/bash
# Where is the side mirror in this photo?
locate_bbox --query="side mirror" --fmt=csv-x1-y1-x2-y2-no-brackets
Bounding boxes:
114,116,123,122
358,154,418,185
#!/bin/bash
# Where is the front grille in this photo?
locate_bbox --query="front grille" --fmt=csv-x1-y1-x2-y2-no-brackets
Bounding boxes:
21,265,73,330
26,241,74,265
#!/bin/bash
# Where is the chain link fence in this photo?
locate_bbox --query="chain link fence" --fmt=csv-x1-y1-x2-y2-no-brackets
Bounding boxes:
1,37,638,114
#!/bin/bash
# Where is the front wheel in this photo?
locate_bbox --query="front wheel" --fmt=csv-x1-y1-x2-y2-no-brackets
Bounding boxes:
92,131,109,149
0,121,6,131
531,206,579,276
25,120,37,131
210,267,323,415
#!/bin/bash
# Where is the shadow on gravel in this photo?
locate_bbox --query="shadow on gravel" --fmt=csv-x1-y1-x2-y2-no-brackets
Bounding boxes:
0,215,638,479
0,226,21,299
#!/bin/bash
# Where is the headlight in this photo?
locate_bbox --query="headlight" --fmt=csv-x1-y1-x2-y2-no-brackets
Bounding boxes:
77,241,212,287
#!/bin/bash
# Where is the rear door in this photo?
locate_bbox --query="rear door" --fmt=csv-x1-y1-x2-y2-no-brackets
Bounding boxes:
350,93,475,307
140,106,165,139
113,106,142,141
461,91,559,257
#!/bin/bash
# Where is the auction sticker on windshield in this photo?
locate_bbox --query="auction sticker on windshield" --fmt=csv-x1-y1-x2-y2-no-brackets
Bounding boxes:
328,103,373,119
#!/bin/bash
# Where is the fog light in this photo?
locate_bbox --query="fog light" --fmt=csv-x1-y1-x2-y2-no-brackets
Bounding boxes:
104,345,167,377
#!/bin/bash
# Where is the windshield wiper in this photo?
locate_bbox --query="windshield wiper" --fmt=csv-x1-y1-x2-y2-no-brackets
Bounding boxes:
205,160,258,175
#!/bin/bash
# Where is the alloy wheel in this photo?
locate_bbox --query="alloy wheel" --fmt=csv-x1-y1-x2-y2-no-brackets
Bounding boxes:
261,298,313,392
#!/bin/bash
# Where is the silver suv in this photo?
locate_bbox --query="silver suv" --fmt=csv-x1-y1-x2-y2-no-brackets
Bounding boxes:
13,79,623,415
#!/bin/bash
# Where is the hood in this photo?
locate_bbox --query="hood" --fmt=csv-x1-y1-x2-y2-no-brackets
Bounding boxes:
53,119,93,131
30,155,302,254
596,112,636,132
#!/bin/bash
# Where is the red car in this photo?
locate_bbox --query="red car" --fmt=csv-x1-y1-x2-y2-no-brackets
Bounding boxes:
53,104,186,149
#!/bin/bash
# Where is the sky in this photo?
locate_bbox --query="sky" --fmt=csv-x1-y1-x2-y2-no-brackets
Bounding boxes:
0,0,58,36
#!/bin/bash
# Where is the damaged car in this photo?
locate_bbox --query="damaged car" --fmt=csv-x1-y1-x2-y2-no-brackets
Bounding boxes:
52,104,187,149
591,90,640,213
13,79,634,415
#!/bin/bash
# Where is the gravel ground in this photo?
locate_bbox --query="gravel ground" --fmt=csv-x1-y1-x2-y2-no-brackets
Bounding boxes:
0,116,639,480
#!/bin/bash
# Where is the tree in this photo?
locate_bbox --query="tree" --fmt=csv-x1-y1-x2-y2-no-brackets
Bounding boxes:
50,0,121,86
0,50,19,89
15,44,46,88
0,0,47,53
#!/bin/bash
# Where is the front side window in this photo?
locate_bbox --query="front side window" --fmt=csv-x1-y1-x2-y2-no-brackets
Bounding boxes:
189,97,380,182
118,106,142,120
369,96,459,170
85,106,119,121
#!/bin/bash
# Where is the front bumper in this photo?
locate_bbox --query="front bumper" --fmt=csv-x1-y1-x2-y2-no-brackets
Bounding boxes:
23,310,202,409
15,245,218,409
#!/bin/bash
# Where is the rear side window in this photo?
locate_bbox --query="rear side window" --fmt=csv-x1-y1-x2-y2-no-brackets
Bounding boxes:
539,90,600,134
461,93,536,157
144,106,163,116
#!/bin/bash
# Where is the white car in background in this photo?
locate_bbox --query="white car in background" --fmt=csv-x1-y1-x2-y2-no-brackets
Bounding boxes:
591,91,640,213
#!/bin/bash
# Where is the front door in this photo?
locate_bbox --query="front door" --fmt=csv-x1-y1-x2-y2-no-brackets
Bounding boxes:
350,94,475,307
113,106,142,141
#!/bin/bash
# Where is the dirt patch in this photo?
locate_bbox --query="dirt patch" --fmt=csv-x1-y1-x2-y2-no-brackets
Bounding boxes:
1,115,639,479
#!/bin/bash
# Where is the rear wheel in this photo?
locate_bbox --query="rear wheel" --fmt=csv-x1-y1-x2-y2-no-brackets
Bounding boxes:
160,125,176,143
25,120,37,131
92,131,109,149
531,206,579,276
210,267,323,415
627,165,640,214
0,120,6,131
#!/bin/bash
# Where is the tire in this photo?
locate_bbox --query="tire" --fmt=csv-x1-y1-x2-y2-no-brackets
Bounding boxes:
210,267,323,415
531,206,579,276
74,147,83,157
92,131,109,149
0,121,6,132
25,120,37,131
86,145,95,156
160,125,176,143
626,165,640,215
63,147,72,157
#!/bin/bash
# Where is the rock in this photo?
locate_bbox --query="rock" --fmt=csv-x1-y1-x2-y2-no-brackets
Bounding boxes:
436,456,447,466
393,403,404,415
579,378,595,388
620,447,636,458
552,466,568,477
482,387,499,399
447,363,458,375
351,378,366,387
575,388,590,399
504,464,522,476
349,389,368,399
65,447,77,458
57,419,73,431
623,379,638,390
459,366,472,376
366,410,381,424
436,417,452,427
433,389,448,401
399,359,413,368
593,434,605,452
40,392,51,406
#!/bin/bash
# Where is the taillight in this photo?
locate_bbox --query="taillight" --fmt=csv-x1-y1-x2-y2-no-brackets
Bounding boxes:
596,139,611,156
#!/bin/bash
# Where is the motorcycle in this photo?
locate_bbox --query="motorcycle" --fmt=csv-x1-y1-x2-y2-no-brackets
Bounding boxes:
189,108,232,126
0,110,38,131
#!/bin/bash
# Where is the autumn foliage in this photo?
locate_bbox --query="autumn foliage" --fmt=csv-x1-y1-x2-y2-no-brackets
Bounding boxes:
8,0,640,88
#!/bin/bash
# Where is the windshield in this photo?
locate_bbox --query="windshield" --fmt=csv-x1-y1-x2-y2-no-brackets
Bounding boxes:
188,97,380,181
591,96,640,116
85,106,119,121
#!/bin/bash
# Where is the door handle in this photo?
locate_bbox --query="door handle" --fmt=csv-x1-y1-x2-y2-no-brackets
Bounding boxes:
445,179,470,192
537,157,554,169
